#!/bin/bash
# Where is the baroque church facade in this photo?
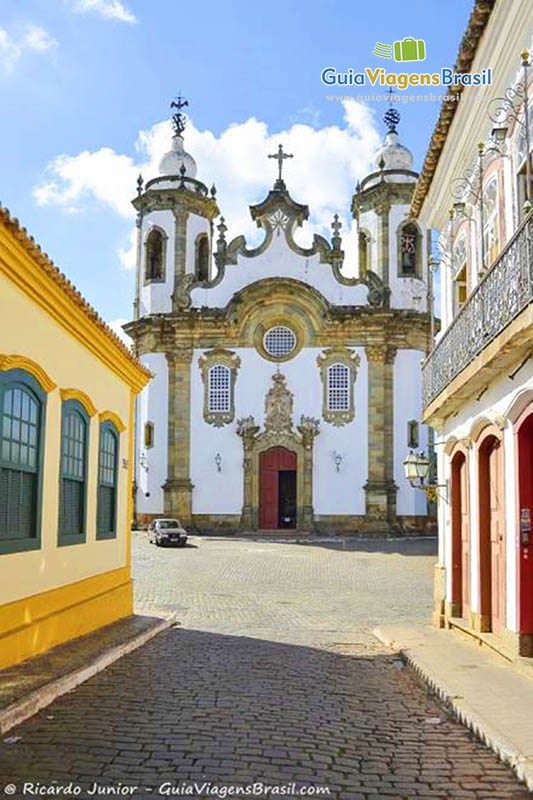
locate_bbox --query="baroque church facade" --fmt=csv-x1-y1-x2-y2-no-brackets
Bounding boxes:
125,104,433,533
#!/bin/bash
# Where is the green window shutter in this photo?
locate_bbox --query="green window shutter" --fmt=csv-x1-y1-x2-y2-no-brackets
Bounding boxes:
0,370,45,555
96,422,118,540
58,402,88,546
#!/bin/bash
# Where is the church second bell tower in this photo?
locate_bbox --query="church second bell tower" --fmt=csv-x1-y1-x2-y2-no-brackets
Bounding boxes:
132,97,219,320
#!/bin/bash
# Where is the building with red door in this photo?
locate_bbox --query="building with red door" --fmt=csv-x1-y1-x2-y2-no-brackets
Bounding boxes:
125,100,433,535
417,0,533,657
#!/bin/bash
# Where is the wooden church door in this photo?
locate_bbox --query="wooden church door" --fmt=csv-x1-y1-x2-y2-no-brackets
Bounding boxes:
259,447,297,529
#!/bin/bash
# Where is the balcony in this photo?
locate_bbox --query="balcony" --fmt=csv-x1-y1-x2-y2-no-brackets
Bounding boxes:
423,211,533,418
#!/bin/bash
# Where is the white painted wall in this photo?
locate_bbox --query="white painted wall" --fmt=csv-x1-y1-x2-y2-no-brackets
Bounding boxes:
190,231,369,309
394,349,429,516
190,346,369,516
439,360,533,626
136,353,168,515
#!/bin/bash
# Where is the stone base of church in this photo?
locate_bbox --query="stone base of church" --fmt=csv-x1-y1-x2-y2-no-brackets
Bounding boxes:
134,512,435,535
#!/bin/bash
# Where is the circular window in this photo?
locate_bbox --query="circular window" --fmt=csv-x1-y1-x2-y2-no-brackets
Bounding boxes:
263,326,296,358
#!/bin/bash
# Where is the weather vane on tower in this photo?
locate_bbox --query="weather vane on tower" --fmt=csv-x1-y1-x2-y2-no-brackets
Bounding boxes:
268,143,293,188
383,87,400,134
170,93,189,137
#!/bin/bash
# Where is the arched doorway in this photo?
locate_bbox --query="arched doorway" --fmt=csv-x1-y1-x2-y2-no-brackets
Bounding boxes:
450,449,469,619
259,447,297,530
517,412,533,643
477,432,505,633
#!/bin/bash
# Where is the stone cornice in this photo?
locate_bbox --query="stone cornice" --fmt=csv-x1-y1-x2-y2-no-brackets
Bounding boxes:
133,186,219,221
410,0,496,218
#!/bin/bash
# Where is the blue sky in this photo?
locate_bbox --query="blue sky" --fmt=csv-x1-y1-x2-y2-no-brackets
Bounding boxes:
0,0,473,333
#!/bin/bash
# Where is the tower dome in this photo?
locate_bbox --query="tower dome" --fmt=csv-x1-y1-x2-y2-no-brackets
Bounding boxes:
374,106,414,171
158,133,198,178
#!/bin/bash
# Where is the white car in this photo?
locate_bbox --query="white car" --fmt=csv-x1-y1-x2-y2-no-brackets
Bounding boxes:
149,518,188,547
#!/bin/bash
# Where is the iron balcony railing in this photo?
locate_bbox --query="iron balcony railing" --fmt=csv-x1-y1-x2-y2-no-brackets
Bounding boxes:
423,210,533,409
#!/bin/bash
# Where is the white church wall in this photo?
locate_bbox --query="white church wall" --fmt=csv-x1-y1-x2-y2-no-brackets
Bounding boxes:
190,232,369,309
138,210,175,316
136,352,168,515
189,346,368,516
313,349,368,515
357,210,379,278
394,349,428,516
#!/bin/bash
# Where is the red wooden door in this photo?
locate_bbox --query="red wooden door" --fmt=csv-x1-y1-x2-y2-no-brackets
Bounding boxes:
489,441,505,634
259,447,296,530
460,457,470,621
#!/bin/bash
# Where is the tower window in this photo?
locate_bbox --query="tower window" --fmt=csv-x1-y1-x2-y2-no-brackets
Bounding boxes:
398,223,419,276
144,421,154,449
208,365,231,413
407,419,419,448
327,363,350,412
195,234,210,282
358,230,370,277
145,228,165,283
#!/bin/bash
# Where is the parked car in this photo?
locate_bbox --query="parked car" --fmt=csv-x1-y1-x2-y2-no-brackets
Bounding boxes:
148,518,188,547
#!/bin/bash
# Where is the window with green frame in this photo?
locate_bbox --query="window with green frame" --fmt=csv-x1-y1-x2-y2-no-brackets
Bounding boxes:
0,369,45,554
96,421,118,539
58,400,88,546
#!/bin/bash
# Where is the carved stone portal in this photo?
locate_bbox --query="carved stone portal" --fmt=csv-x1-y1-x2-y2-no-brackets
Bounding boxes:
237,373,320,530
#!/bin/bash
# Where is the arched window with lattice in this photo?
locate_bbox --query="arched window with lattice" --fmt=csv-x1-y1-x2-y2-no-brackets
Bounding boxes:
199,349,241,427
317,347,360,426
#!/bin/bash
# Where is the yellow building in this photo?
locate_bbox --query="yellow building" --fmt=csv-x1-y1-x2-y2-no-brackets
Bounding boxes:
0,205,150,670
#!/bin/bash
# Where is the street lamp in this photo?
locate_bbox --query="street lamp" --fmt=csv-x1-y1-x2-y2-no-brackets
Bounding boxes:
403,450,447,504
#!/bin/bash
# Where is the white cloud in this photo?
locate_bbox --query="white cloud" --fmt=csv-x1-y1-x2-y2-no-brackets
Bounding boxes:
0,24,58,74
70,0,137,24
33,100,383,273
23,25,59,52
0,28,21,74
108,318,132,346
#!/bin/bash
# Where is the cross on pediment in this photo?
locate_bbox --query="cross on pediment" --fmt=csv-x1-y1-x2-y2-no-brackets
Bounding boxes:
268,143,293,185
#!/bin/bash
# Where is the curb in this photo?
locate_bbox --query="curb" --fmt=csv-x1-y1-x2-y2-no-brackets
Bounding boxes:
0,613,177,736
373,626,533,791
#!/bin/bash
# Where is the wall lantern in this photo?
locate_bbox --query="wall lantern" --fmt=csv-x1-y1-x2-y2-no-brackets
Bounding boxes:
214,452,222,472
333,451,343,472
403,450,447,503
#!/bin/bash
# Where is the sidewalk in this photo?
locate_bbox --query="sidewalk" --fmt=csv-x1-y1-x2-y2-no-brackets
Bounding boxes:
0,611,176,736
374,622,533,791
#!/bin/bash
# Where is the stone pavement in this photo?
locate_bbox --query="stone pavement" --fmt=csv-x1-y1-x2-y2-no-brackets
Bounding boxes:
375,623,533,791
0,535,530,800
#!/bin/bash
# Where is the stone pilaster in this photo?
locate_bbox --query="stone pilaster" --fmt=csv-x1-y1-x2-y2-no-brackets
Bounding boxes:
364,345,398,527
376,197,391,286
163,346,193,522
171,210,189,313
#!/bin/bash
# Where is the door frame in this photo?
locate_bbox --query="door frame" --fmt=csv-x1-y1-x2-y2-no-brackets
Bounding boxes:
240,431,314,530
449,441,470,620
475,424,505,634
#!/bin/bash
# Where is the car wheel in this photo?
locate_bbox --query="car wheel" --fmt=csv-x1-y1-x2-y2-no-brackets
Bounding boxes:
155,539,160,547
178,540,187,548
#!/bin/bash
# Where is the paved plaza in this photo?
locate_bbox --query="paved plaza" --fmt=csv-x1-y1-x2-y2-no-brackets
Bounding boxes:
0,534,530,799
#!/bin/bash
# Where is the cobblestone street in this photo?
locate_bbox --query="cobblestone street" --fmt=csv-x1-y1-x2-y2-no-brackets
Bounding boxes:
1,534,530,799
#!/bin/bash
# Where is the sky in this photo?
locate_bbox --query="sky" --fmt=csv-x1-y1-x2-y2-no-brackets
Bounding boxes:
0,0,473,340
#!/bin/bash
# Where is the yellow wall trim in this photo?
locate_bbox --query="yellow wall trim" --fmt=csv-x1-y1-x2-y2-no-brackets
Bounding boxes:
60,387,97,416
0,217,151,393
0,567,132,670
0,354,57,393
99,410,127,433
